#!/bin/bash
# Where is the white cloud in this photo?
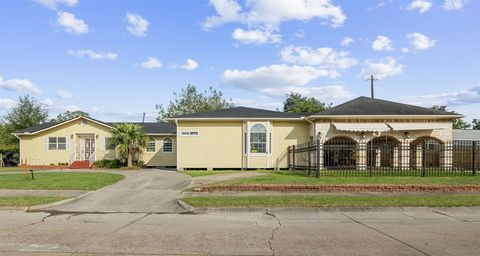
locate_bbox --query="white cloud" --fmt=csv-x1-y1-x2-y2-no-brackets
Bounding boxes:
35,0,78,10
55,89,73,99
371,35,394,51
280,45,357,69
41,98,54,107
65,105,81,112
141,57,162,69
68,49,117,60
180,59,199,71
221,64,340,98
401,47,410,53
402,85,480,107
126,13,149,37
443,0,466,10
340,37,354,46
406,0,433,13
358,57,405,80
0,75,42,94
203,0,347,30
55,12,88,34
0,99,15,109
407,32,436,50
232,28,281,44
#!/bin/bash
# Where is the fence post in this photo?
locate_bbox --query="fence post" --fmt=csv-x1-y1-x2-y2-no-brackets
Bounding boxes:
287,146,291,170
292,145,296,172
473,141,477,176
307,142,311,176
316,139,320,178
422,141,426,177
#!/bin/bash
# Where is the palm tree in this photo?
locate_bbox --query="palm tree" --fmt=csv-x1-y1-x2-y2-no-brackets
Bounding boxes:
110,123,147,168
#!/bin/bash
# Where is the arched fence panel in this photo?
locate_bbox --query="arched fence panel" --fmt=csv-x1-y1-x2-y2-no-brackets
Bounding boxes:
288,138,479,177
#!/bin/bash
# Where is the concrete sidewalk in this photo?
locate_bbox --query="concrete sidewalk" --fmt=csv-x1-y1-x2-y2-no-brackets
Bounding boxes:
0,189,87,197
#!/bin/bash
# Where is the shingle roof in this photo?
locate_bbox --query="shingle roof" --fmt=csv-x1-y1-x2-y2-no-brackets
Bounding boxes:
15,117,176,135
170,107,304,119
314,97,459,116
452,130,480,141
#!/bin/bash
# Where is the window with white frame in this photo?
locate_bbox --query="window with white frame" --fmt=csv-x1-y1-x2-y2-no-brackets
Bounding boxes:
250,124,267,153
49,137,66,150
146,138,156,152
163,138,173,152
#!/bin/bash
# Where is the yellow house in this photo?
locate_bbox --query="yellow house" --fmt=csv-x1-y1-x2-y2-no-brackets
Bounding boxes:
14,97,462,170
14,116,177,168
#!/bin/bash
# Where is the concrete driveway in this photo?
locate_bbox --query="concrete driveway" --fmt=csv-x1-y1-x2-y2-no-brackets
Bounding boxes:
39,169,191,213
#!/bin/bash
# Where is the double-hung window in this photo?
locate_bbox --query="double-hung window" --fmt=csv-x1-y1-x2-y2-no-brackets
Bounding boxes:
146,138,156,152
250,124,267,154
48,137,66,150
163,138,173,152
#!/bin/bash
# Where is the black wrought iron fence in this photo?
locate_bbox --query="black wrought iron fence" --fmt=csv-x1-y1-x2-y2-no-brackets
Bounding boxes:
288,139,479,177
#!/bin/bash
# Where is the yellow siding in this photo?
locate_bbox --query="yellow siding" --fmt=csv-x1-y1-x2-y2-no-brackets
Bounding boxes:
142,136,177,167
271,121,310,168
177,121,243,169
18,118,177,167
176,120,310,169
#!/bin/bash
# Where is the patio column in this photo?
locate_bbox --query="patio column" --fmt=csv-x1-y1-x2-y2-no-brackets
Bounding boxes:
441,141,453,170
415,144,423,169
375,148,381,168
393,147,399,168
400,140,412,170
317,142,324,170
357,141,367,170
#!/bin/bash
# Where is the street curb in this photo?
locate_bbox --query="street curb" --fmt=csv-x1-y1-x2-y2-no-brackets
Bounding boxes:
27,197,79,212
177,199,196,213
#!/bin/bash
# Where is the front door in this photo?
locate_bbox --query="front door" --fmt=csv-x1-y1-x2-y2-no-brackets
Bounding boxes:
84,138,95,160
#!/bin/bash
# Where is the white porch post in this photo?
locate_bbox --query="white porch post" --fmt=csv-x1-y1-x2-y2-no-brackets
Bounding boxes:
393,147,399,168
357,141,367,170
401,140,412,170
441,141,453,170
415,144,423,169
375,148,381,168
318,142,324,170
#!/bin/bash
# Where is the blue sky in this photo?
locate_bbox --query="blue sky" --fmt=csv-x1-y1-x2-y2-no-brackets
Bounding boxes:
0,0,479,122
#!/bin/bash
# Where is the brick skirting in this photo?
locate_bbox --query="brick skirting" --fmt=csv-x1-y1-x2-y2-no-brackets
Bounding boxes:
193,184,480,193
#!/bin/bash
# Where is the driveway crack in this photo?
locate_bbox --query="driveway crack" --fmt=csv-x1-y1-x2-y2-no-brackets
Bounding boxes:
265,208,282,256
340,211,431,256
112,213,151,233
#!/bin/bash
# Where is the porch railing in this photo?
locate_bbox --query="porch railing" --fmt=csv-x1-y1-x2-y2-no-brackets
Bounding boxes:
88,152,96,168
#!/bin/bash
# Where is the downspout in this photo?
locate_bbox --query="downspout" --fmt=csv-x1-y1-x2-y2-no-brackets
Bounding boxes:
304,116,316,141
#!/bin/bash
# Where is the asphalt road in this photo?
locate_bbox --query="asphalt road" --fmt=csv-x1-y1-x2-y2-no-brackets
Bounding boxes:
0,207,479,256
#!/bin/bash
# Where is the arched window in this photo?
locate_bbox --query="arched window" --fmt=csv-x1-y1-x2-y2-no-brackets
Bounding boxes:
250,124,267,153
163,138,173,153
146,138,156,152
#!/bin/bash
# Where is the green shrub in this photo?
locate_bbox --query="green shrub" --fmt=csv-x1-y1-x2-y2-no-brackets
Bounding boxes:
93,159,125,169
134,160,145,168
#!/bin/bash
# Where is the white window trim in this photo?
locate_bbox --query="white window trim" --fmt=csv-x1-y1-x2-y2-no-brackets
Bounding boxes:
246,122,271,157
146,138,156,153
162,137,173,153
47,136,67,151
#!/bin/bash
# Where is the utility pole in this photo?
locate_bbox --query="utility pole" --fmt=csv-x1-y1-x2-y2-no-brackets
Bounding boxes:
142,112,146,123
365,75,377,99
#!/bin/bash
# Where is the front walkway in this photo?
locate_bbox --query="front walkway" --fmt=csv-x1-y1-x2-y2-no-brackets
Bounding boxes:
38,169,191,213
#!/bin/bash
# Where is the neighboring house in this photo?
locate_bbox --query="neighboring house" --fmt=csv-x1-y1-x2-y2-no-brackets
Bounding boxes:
13,116,176,168
15,96,471,170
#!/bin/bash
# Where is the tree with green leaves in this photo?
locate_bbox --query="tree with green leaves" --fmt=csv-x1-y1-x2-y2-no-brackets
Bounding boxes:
472,119,480,130
283,92,332,113
53,110,90,122
5,95,48,130
156,84,234,121
431,105,470,129
109,123,147,168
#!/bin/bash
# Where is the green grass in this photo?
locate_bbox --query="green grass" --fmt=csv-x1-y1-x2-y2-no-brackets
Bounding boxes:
0,196,69,207
0,172,124,190
218,171,480,186
184,194,480,208
180,170,244,177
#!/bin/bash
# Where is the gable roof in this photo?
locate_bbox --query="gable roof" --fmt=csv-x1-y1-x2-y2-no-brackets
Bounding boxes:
311,97,461,117
14,116,176,135
166,107,305,120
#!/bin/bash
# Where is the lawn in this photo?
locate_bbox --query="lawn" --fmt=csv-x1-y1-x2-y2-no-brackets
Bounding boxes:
183,194,480,208
217,171,480,186
180,170,244,177
0,172,124,190
0,196,69,207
